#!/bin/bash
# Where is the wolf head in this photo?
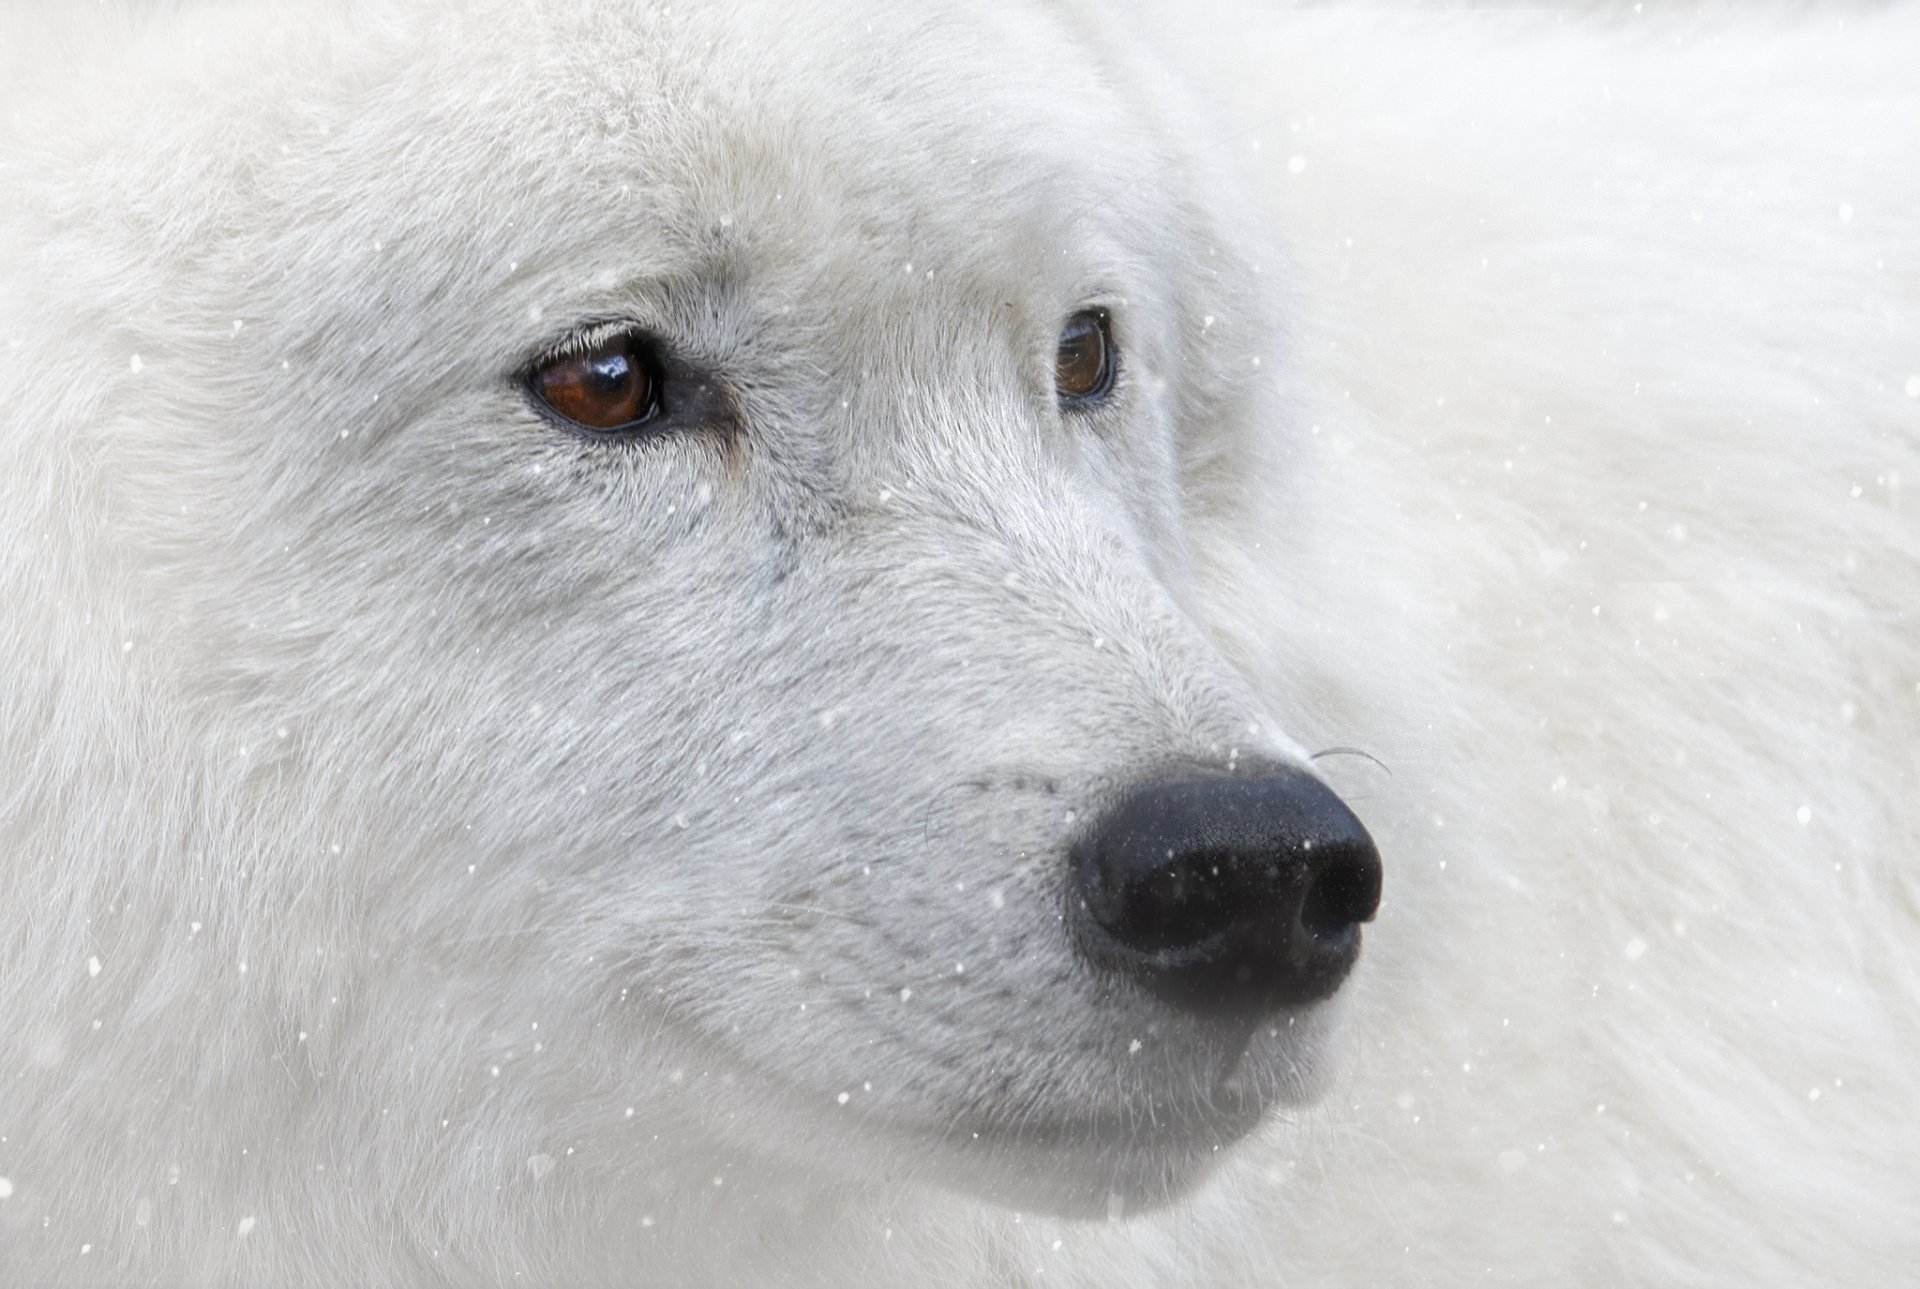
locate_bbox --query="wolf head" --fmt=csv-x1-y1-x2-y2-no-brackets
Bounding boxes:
0,0,1382,1251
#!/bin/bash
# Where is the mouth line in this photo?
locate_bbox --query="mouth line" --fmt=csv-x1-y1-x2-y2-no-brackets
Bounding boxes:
626,973,1325,1178
943,1093,1267,1155
712,1032,1279,1167
935,1018,1278,1155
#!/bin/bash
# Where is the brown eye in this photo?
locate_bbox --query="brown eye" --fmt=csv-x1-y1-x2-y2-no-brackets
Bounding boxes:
1055,308,1115,404
530,330,661,432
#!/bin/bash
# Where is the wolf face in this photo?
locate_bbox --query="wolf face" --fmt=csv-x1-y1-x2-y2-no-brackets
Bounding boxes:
0,0,1375,1270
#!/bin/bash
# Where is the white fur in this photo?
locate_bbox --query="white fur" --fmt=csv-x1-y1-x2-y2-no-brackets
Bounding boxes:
2,2,1915,1284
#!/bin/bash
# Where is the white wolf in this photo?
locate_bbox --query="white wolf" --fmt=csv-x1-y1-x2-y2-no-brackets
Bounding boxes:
2,1,1915,1285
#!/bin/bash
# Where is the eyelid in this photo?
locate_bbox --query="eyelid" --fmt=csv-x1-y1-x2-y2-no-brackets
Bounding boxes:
527,318,650,372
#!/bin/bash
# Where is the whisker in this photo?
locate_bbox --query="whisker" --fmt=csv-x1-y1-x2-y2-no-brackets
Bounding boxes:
921,778,990,849
1309,746,1391,775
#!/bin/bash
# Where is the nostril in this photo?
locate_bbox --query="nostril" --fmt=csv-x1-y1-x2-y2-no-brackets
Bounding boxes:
1299,849,1382,936
1105,848,1243,955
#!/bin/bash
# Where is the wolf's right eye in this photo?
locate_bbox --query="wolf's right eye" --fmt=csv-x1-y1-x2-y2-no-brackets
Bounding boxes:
529,330,663,433
1056,308,1116,405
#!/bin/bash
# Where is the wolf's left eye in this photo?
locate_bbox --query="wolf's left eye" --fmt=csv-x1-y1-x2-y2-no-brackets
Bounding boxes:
1056,309,1116,405
529,330,663,433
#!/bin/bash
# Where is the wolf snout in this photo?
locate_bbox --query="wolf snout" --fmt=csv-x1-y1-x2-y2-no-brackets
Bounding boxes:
1067,767,1382,1014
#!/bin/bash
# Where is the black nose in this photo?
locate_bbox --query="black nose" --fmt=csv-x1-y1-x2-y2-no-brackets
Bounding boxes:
1067,767,1382,1013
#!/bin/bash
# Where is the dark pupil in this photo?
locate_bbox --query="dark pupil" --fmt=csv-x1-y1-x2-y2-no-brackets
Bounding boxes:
1058,316,1107,397
587,350,633,394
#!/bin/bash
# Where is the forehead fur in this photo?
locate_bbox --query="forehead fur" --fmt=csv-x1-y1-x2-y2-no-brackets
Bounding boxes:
4,0,1271,421
1,0,1286,642
11,0,1222,287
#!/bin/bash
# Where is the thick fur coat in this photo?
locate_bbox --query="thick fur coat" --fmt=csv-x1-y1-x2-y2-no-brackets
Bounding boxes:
1,2,1915,1285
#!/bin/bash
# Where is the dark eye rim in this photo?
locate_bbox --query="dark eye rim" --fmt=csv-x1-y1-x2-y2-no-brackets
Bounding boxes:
522,322,668,439
1056,306,1119,409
